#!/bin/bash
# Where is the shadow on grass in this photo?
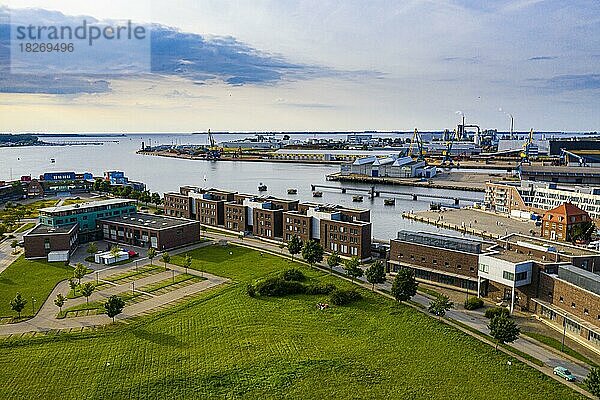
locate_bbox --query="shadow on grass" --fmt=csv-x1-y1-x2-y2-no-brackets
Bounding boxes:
131,328,183,348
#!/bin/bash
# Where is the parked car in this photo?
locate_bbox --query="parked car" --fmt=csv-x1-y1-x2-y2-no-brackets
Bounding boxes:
553,366,576,381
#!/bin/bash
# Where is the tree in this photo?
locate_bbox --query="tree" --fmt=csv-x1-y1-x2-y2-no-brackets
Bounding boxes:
301,240,324,268
428,294,454,319
73,263,87,285
68,278,78,296
147,247,157,265
151,192,162,207
86,242,98,256
344,256,363,282
390,267,418,302
287,235,302,261
10,293,27,318
184,254,192,274
365,260,386,290
488,314,520,351
54,293,66,313
161,252,171,268
109,245,121,263
104,295,125,322
584,367,600,397
80,282,95,304
10,239,18,254
326,252,341,275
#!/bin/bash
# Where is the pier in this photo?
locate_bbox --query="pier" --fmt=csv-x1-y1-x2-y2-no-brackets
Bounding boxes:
310,184,481,205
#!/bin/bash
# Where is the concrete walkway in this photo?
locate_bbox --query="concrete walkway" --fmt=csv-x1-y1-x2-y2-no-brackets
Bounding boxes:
203,231,594,384
0,218,36,275
0,242,227,336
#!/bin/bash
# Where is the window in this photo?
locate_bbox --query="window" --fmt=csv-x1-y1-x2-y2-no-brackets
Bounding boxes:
584,308,589,315
478,263,489,273
432,259,437,265
515,271,527,281
571,302,576,309
503,271,514,281
559,296,564,303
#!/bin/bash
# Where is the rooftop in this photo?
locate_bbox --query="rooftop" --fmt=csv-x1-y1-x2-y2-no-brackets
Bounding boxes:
557,264,600,296
503,233,599,257
25,223,78,236
394,230,488,254
101,213,197,230
39,198,134,214
545,202,589,217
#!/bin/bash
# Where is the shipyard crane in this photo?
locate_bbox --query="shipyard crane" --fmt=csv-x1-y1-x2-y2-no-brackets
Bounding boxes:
407,128,425,161
520,128,534,164
206,129,222,160
441,128,459,166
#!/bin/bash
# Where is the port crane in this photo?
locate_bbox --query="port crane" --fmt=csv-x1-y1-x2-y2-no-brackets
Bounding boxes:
441,128,459,166
407,128,425,161
206,129,222,160
520,128,534,164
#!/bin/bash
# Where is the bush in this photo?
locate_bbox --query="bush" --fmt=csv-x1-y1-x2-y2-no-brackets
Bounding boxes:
464,297,484,310
246,284,256,297
485,307,510,319
282,268,306,282
255,277,306,297
330,289,362,306
305,283,336,295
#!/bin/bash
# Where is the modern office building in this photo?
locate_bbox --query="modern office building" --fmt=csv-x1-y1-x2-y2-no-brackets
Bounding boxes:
100,213,201,250
520,164,600,185
23,223,79,260
38,198,136,242
485,180,600,220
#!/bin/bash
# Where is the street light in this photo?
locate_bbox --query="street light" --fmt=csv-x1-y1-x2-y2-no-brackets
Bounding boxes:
31,297,36,314
561,319,567,353
132,281,135,295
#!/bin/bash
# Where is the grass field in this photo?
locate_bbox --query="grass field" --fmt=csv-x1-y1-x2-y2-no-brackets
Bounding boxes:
14,222,35,233
0,245,586,399
522,331,598,367
0,256,73,319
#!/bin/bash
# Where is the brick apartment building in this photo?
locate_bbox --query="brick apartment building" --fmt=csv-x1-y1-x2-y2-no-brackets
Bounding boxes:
245,196,299,240
224,194,254,233
541,202,592,242
163,191,192,219
284,203,372,260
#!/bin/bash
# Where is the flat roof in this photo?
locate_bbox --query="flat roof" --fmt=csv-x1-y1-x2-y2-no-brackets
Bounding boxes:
39,198,134,214
299,201,369,213
395,230,488,254
101,213,198,230
503,233,600,257
25,223,78,236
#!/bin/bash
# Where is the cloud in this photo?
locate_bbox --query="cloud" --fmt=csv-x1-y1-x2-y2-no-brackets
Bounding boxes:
528,56,558,61
0,7,379,94
276,101,337,109
529,74,600,91
440,56,481,64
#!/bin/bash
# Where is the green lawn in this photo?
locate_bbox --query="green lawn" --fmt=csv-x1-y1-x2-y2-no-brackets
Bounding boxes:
14,222,35,233
0,256,73,319
522,331,598,367
0,245,586,399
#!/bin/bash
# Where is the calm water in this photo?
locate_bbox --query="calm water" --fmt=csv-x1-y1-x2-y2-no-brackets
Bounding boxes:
0,133,485,241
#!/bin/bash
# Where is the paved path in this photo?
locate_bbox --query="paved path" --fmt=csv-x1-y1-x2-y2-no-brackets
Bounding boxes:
203,231,593,383
0,219,36,275
0,243,227,336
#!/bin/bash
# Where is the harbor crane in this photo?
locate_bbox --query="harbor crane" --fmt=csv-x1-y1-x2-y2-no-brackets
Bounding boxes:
206,129,222,160
520,128,534,164
407,128,425,161
441,128,459,166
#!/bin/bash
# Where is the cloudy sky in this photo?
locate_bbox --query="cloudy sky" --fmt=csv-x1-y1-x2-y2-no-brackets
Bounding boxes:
0,0,599,133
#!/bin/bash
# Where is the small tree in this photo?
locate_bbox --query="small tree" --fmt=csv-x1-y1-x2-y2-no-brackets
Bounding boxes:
86,242,98,256
54,293,66,313
428,294,454,319
301,240,324,268
161,252,171,268
327,252,341,275
391,267,418,302
488,314,520,351
584,367,600,398
80,282,95,304
147,247,157,265
365,260,386,290
10,293,27,318
344,256,363,282
287,235,302,261
68,278,78,296
73,263,87,285
10,239,18,254
104,295,125,322
109,245,121,263
151,192,162,207
184,254,192,274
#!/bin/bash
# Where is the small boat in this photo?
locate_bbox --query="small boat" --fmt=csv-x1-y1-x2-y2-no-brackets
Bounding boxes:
430,202,442,210
287,188,298,195
258,183,267,192
312,191,323,197
384,198,395,206
50,158,56,163
352,195,363,202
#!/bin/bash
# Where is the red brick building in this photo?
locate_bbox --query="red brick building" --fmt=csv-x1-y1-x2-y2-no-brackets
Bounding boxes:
23,223,79,259
541,202,592,242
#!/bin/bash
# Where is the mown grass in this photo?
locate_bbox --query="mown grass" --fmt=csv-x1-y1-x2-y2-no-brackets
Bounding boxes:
0,256,73,319
14,222,35,233
0,245,587,399
522,331,598,367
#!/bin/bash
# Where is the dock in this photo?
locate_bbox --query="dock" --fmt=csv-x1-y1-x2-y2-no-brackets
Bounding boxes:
402,212,500,240
310,184,481,205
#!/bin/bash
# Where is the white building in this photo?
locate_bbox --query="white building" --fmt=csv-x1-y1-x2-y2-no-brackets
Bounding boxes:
94,250,129,265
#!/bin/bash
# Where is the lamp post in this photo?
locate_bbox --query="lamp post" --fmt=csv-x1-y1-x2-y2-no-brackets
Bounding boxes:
96,271,99,284
132,281,135,296
561,318,567,353
31,297,36,314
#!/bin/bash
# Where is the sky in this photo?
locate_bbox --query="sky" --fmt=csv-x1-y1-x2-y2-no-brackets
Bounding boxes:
0,0,599,133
